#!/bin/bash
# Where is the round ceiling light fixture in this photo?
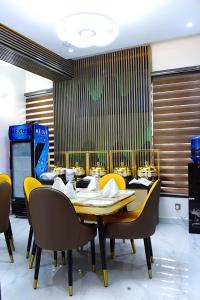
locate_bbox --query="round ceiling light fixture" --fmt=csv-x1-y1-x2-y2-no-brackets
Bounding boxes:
56,13,118,48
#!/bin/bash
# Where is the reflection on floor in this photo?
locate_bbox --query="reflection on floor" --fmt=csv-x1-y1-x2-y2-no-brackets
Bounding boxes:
0,216,200,300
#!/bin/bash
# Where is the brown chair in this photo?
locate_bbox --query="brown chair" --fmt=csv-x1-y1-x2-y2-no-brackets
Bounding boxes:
23,177,63,268
29,187,97,296
0,182,14,263
0,174,15,251
104,179,161,280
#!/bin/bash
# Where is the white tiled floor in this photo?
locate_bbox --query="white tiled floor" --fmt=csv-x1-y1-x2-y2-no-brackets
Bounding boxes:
0,216,200,300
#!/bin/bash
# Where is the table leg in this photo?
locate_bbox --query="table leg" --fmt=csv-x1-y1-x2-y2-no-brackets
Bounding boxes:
97,216,108,287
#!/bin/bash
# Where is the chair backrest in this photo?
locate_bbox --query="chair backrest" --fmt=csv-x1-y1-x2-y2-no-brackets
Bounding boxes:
0,182,11,233
99,173,126,190
0,174,11,184
29,187,95,250
23,177,42,223
134,179,161,236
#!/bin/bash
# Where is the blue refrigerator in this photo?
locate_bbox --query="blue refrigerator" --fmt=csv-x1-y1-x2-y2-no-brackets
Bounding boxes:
9,123,49,217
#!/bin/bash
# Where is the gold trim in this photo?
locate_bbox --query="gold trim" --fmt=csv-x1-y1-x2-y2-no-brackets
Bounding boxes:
9,239,15,251
33,279,38,289
102,269,108,287
148,269,152,279
29,255,35,269
68,286,73,296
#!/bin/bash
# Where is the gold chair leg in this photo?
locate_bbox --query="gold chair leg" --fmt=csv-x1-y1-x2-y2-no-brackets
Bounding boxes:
33,279,38,289
9,239,15,251
10,255,14,263
148,269,152,279
68,286,73,296
102,269,108,287
29,255,35,269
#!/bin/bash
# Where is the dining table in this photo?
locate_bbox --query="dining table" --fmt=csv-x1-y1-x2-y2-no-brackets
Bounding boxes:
70,189,136,287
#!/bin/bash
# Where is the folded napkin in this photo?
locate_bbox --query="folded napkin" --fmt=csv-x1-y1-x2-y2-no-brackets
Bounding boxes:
52,177,66,194
102,178,119,198
129,177,152,187
40,172,56,181
65,169,75,182
87,176,100,191
65,181,76,199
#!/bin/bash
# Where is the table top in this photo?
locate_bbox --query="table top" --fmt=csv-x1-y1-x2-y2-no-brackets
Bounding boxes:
72,189,135,216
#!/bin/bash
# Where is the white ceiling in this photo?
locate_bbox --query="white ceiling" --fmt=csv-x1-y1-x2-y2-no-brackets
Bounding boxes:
0,0,200,60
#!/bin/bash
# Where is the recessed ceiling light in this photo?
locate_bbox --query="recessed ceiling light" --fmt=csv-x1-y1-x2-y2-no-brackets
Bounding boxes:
68,48,74,53
186,22,193,28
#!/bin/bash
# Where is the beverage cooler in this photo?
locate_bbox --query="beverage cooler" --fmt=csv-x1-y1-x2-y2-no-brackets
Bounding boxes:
9,123,49,217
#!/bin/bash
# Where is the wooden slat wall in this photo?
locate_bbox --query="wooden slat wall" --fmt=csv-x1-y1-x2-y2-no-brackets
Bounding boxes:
153,71,200,194
26,93,54,166
54,46,151,166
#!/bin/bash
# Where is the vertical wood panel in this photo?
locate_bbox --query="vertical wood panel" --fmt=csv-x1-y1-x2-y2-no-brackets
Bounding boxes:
54,46,151,165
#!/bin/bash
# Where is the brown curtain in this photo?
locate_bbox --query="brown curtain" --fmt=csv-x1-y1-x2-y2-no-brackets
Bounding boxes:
153,70,200,194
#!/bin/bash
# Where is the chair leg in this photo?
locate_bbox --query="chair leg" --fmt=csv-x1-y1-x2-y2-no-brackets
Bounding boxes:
147,237,154,263
8,220,15,251
110,238,115,258
143,238,152,279
97,216,108,287
67,250,73,296
61,251,66,265
4,231,14,263
53,251,58,267
29,240,37,269
26,226,33,259
33,246,42,289
130,239,136,254
90,238,96,272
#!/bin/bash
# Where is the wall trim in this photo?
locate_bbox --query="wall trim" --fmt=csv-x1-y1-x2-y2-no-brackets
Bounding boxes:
152,64,200,77
0,23,74,80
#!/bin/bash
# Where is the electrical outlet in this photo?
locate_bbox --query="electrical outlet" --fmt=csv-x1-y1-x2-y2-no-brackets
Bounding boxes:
175,203,181,211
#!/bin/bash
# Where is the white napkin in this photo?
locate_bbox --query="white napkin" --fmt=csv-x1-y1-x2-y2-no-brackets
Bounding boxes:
52,177,66,194
40,172,56,180
102,178,119,198
65,181,76,199
87,176,99,191
65,169,75,182
129,177,152,186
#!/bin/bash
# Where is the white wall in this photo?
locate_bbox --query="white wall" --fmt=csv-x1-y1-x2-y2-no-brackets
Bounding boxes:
152,35,200,72
0,61,26,174
25,71,53,93
0,61,53,175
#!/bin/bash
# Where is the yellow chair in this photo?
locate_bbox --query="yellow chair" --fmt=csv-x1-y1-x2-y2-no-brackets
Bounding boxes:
99,173,126,190
0,174,15,251
23,177,42,266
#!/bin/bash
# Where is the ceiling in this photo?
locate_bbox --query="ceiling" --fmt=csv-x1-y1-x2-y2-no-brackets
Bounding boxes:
0,0,200,60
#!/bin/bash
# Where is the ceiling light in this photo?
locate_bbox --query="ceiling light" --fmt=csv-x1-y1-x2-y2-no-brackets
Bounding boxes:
56,13,118,48
68,48,74,53
186,22,193,28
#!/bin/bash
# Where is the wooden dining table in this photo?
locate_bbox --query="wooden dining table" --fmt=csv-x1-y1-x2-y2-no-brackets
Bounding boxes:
70,189,136,287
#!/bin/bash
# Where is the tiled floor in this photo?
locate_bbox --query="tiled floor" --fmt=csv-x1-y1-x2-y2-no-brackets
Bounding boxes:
0,216,200,300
